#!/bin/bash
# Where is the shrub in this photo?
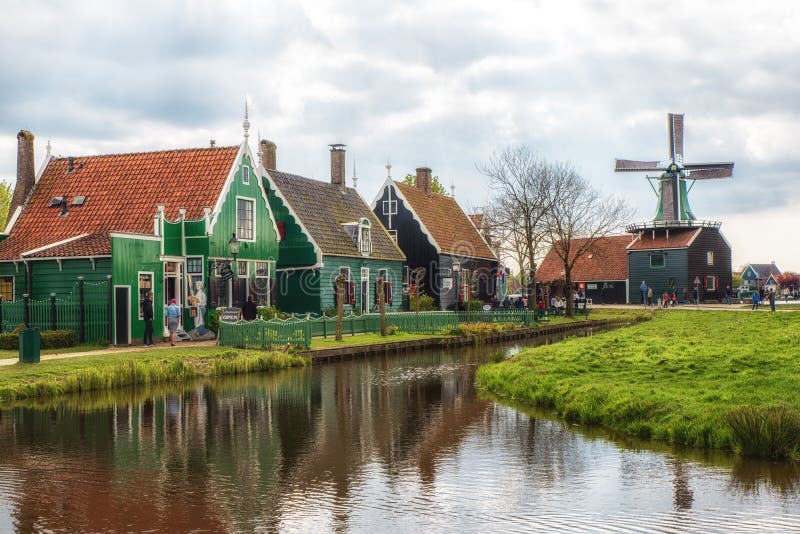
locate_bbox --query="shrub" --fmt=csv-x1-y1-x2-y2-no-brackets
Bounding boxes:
409,293,436,311
323,307,338,318
457,299,485,312
256,306,283,321
386,325,398,336
448,322,515,337
0,329,77,350
208,308,221,334
725,405,800,459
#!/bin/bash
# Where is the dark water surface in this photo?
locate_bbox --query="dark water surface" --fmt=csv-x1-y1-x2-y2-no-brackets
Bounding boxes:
1,335,799,533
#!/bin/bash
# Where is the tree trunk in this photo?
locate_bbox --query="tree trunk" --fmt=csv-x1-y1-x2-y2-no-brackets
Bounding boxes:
378,276,387,336
335,274,344,341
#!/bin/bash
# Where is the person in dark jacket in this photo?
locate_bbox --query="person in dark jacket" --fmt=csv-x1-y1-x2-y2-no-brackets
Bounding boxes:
241,295,258,321
142,291,155,347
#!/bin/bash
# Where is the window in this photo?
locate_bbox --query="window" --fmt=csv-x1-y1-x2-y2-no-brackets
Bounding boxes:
237,261,249,277
706,276,716,291
254,261,271,306
185,256,204,304
707,251,714,266
339,266,351,282
382,200,397,215
237,198,255,240
0,276,13,301
388,229,398,243
242,166,250,185
359,218,372,255
361,267,369,280
650,253,665,268
138,272,153,319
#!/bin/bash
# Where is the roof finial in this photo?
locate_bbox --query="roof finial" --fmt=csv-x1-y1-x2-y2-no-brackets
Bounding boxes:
352,160,358,190
45,138,52,159
450,179,455,197
242,98,250,141
386,159,392,179
257,129,262,165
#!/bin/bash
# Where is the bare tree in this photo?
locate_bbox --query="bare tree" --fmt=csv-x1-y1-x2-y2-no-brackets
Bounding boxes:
544,164,633,315
478,146,553,309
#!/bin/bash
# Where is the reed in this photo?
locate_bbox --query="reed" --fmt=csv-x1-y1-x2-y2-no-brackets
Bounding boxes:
725,405,800,459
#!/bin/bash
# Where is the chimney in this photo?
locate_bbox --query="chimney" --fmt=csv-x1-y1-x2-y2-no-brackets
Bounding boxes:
261,139,277,170
416,167,432,193
330,144,346,191
8,130,35,227
210,139,216,148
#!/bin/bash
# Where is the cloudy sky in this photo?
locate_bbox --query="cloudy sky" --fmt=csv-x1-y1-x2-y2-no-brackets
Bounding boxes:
1,0,798,270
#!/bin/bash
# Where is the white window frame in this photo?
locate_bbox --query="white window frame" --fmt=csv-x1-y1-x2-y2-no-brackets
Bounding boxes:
238,260,250,278
706,276,716,291
185,256,204,305
0,275,14,302
255,261,271,306
707,251,714,266
138,271,154,320
236,196,256,242
358,218,372,256
339,266,351,282
388,229,398,243
382,200,397,215
242,166,250,185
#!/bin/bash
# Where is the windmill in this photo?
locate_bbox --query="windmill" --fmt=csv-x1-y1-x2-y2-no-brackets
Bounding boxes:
615,113,734,225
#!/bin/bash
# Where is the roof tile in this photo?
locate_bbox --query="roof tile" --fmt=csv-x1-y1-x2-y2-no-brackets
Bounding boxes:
537,235,634,282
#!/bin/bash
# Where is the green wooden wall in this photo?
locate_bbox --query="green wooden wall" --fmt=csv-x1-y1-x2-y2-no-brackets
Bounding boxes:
111,236,163,343
627,249,689,303
318,257,404,313
265,181,318,268
0,258,112,300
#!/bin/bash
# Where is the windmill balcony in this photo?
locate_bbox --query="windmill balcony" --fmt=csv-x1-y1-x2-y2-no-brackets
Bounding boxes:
625,220,721,233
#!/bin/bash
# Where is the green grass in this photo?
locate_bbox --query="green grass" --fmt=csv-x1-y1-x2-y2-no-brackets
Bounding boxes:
0,341,110,360
476,310,800,459
0,345,307,405
309,332,441,349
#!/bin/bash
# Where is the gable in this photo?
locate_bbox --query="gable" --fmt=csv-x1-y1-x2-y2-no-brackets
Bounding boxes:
393,182,496,261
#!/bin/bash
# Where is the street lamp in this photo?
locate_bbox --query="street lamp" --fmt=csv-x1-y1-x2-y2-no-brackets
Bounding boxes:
229,233,240,306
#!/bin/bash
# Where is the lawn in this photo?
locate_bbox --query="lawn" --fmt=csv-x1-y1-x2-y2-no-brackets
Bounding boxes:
0,345,307,405
477,309,800,459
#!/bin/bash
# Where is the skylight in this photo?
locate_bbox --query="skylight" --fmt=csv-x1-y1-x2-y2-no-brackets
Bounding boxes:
71,195,86,206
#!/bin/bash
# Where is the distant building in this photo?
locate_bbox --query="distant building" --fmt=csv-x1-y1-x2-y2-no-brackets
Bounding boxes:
372,167,499,310
741,262,781,293
537,235,633,304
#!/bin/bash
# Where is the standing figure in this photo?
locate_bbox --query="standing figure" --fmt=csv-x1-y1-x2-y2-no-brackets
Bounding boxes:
647,286,653,307
640,281,648,306
725,285,732,305
192,281,207,335
769,289,776,312
165,298,181,346
142,291,154,347
751,291,760,311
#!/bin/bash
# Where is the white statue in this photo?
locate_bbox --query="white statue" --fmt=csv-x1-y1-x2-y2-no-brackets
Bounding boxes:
190,281,207,334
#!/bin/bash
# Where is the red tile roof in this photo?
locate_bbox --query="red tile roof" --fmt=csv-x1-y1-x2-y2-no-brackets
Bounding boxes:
626,228,700,251
395,182,496,261
537,235,634,282
0,146,239,260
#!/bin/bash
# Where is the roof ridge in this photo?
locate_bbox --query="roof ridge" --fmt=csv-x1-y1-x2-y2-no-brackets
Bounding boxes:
49,145,239,161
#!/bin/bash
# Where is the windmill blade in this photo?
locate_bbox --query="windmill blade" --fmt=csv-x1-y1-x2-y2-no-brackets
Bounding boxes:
668,113,684,164
683,162,734,180
615,159,664,172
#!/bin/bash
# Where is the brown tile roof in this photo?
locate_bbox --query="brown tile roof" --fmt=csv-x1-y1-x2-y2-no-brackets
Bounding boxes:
626,228,700,251
395,182,496,261
268,171,405,262
537,235,634,282
0,146,240,260
469,214,484,229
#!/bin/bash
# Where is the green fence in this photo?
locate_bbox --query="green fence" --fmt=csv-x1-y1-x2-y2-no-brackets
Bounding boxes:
217,309,573,349
0,278,111,343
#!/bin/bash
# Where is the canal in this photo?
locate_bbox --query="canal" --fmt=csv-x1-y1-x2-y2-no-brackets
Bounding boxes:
0,334,799,532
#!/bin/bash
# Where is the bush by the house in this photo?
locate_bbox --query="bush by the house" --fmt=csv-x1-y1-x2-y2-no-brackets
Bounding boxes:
0,329,77,350
409,293,436,311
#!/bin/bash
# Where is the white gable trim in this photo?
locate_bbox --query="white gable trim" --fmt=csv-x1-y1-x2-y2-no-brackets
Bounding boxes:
388,182,442,254
20,233,90,257
110,231,163,242
2,206,22,235
262,169,324,265
685,227,703,247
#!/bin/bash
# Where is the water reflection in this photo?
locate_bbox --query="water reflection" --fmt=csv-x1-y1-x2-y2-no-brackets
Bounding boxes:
0,340,799,532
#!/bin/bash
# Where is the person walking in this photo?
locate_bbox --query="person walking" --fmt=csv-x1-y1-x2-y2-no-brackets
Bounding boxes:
751,291,760,311
165,298,181,346
640,281,648,306
142,291,154,347
769,289,776,312
647,286,653,307
725,285,732,305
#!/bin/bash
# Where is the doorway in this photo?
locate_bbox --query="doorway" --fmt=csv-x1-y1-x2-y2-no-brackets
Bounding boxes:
114,286,130,345
163,261,184,335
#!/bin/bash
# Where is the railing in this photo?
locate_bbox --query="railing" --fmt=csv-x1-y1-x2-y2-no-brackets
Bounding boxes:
217,308,583,349
0,278,111,343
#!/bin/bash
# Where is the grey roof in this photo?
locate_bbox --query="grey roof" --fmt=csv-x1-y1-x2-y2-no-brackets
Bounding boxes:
268,170,405,262
748,263,781,279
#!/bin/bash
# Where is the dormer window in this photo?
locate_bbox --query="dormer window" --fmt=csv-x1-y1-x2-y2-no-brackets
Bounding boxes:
359,218,371,255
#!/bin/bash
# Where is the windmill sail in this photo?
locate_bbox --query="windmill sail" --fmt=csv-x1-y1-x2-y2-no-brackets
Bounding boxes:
614,159,663,172
668,113,684,164
683,162,734,180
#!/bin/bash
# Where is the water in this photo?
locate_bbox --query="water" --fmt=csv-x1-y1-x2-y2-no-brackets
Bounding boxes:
0,335,799,533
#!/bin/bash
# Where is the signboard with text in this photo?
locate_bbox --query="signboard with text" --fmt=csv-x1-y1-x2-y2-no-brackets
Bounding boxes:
220,307,241,323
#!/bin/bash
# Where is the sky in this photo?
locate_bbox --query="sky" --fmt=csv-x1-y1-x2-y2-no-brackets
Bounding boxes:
1,0,798,271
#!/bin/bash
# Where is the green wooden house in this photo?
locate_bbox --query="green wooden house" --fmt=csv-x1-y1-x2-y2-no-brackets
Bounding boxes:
260,141,406,314
0,122,280,344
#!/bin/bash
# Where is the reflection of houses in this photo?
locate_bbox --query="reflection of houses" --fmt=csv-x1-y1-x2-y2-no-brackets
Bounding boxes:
741,262,781,293
537,236,632,304
0,122,279,344
372,167,499,309
262,142,406,314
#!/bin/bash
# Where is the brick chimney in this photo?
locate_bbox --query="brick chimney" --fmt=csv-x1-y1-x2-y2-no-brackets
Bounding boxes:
416,167,432,193
330,144,346,191
8,130,35,227
260,139,277,170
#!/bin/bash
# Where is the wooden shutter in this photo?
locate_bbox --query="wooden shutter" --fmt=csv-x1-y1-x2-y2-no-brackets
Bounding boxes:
349,281,356,305
386,282,393,305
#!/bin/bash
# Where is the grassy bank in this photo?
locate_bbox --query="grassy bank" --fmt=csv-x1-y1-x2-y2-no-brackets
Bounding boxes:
477,310,800,459
0,346,307,405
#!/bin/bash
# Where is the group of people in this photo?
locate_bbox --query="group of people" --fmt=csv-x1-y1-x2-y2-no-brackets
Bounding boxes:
752,288,778,312
141,281,211,347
